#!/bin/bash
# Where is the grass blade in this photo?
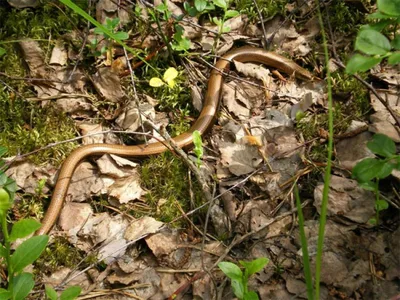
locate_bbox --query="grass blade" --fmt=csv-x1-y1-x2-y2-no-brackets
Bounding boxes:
294,185,314,300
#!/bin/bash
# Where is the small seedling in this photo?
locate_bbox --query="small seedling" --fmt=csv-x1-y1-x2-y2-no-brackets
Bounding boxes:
45,285,81,300
346,0,400,74
192,130,203,167
352,134,400,224
90,17,129,58
211,0,240,34
218,257,269,300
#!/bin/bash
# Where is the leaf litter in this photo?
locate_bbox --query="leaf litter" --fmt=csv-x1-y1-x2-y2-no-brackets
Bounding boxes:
2,0,400,298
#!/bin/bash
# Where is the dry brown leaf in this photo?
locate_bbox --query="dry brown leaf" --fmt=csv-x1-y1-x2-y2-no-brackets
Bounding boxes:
79,123,104,144
96,0,131,25
66,161,103,202
222,82,251,119
108,174,143,204
49,40,68,66
124,217,164,241
97,154,138,178
115,102,156,132
336,131,375,170
92,67,125,103
59,202,93,233
219,141,262,176
43,267,91,293
234,60,272,81
314,175,375,223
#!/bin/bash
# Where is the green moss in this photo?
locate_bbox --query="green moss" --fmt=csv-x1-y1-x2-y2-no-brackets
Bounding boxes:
331,71,370,116
140,152,203,224
0,90,77,165
326,0,366,36
236,0,288,21
35,236,87,273
0,1,83,41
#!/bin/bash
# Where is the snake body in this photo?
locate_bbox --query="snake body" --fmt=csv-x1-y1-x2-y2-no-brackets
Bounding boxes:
36,47,312,235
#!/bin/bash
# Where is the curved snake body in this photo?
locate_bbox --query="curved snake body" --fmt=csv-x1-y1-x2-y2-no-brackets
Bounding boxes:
36,47,312,235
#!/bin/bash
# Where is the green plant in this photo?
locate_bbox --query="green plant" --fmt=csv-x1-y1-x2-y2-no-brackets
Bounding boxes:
210,0,239,34
184,0,216,17
0,147,47,299
192,130,203,168
218,258,269,300
346,0,400,74
152,2,191,52
0,147,81,299
90,17,129,57
45,285,81,300
352,134,400,225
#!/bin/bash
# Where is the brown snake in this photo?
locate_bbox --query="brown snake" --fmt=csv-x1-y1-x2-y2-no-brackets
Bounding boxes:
36,47,313,235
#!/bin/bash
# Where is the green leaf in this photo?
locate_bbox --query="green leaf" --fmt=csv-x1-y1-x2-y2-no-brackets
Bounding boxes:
367,11,396,19
225,10,239,18
0,288,11,299
359,181,378,191
45,286,58,300
0,188,11,213
388,51,400,64
0,146,7,157
60,286,82,300
212,17,222,26
194,0,207,12
212,0,227,9
156,3,168,12
392,36,400,50
367,134,396,157
368,217,377,225
184,2,198,17
345,54,382,74
376,162,395,179
113,31,129,40
364,20,393,32
206,2,215,10
9,219,42,242
0,244,7,258
0,173,7,186
0,47,5,58
377,0,400,16
352,158,384,182
13,273,34,300
108,17,120,29
239,258,269,276
244,291,259,300
231,279,245,299
218,262,243,281
193,130,203,167
375,199,389,212
10,235,49,273
355,29,391,55
193,131,203,152
222,25,231,33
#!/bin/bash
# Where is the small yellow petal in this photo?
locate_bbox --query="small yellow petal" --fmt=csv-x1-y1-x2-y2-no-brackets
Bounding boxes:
163,67,178,82
149,77,164,87
167,79,176,88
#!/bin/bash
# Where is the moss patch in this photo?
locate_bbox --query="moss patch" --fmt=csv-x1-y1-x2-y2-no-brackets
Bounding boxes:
140,152,203,225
